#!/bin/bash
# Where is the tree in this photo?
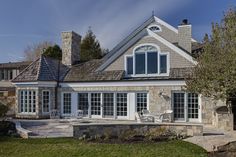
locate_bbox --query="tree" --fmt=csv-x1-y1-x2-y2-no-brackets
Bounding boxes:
43,44,62,60
24,41,53,61
0,102,8,120
186,8,236,101
80,27,102,61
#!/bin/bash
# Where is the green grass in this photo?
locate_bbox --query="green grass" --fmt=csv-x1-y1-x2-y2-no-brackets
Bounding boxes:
0,137,207,157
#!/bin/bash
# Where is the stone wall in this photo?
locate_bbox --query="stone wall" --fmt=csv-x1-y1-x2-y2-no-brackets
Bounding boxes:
61,31,81,66
73,123,203,139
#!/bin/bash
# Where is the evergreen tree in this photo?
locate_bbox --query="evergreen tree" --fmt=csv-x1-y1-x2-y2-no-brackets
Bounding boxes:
186,8,236,101
80,27,102,61
43,44,62,60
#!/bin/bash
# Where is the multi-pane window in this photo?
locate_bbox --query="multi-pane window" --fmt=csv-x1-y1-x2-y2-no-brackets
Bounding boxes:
91,93,101,115
125,45,169,76
42,91,50,113
103,93,114,117
126,57,133,75
78,93,89,116
19,90,36,113
188,93,199,119
136,93,147,112
117,93,127,116
63,93,71,114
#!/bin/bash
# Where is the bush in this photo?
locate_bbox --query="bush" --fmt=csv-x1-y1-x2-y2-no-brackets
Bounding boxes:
0,103,8,119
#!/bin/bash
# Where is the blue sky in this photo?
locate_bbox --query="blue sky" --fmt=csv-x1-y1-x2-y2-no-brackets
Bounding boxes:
0,0,235,62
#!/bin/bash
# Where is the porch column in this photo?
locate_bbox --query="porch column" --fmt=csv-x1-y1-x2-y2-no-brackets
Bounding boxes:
129,93,136,120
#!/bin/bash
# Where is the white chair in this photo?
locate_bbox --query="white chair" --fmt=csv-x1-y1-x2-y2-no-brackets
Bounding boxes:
155,110,173,123
77,110,83,119
50,109,60,119
135,111,154,123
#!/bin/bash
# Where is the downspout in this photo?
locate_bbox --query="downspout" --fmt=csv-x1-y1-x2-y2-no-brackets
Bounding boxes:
55,60,60,110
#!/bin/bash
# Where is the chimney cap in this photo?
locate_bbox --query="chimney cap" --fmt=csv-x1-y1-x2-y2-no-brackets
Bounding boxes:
181,19,189,25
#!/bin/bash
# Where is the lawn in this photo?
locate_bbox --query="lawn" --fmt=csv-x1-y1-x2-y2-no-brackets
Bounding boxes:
0,137,207,157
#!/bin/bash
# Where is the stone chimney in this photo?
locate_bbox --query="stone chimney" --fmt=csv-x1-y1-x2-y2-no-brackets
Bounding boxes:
178,19,192,53
61,31,81,66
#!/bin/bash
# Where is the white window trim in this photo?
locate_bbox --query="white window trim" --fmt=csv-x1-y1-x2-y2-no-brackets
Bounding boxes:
42,90,50,114
147,24,162,32
171,91,201,123
124,43,170,77
18,90,37,115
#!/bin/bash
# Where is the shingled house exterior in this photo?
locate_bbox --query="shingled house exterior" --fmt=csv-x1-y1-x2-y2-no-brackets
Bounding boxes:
12,16,232,129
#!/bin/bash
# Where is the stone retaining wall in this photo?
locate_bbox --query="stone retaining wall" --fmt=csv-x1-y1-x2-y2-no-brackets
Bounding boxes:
73,123,203,139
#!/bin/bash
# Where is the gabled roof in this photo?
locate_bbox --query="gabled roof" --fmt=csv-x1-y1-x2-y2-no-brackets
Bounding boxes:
12,56,69,82
63,59,124,82
97,16,198,71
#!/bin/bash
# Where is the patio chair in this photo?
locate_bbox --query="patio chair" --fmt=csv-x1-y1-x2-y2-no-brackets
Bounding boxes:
50,109,60,119
155,110,173,123
77,110,83,119
135,112,154,123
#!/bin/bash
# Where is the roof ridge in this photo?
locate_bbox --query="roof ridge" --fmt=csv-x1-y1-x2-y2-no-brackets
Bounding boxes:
41,56,57,80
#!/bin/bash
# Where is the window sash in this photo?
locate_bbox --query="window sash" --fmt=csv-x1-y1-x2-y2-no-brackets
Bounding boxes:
136,93,147,112
126,57,133,75
135,53,146,74
63,93,71,114
160,55,167,74
42,91,50,113
147,52,158,74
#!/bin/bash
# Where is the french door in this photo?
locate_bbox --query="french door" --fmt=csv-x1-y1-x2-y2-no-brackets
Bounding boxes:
173,92,200,122
77,92,128,119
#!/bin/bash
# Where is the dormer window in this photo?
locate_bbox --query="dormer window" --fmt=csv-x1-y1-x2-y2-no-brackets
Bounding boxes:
125,44,169,77
148,25,161,32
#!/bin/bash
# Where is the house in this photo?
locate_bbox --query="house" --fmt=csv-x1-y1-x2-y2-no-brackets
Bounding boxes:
11,16,232,129
0,61,30,96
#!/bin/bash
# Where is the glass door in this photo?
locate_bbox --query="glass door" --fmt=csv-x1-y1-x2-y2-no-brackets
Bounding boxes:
78,93,89,117
173,92,185,121
187,93,200,122
173,92,200,122
103,93,114,118
91,93,101,118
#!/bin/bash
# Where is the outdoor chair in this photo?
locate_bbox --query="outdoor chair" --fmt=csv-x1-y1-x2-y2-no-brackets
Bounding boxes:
50,109,60,119
135,112,154,123
155,110,173,123
77,110,83,119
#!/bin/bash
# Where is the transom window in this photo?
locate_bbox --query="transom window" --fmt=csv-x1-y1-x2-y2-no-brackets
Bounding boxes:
19,90,36,113
125,45,168,76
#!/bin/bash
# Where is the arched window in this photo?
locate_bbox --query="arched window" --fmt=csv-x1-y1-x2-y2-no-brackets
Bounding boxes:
148,25,161,32
125,44,169,76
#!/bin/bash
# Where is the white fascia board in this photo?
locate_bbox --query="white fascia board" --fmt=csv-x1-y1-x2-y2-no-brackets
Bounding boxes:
154,16,197,42
97,29,148,71
147,29,197,65
60,80,186,88
13,81,57,87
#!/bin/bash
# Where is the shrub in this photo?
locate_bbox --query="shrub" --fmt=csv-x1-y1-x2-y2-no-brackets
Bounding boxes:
0,102,8,119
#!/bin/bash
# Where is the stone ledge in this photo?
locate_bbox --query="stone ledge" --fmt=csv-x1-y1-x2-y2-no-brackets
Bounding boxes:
73,123,203,139
14,121,33,139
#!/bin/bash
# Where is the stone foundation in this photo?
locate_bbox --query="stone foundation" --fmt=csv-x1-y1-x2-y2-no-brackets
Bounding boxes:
73,123,203,139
